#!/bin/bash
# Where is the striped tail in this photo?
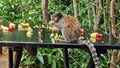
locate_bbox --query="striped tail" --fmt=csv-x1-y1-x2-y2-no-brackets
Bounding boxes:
83,40,100,68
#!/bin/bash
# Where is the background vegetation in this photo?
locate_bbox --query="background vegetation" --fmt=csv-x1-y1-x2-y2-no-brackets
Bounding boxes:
0,0,120,68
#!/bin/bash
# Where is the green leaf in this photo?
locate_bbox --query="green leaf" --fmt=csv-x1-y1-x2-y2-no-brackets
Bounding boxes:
52,59,56,68
37,51,44,64
48,54,52,64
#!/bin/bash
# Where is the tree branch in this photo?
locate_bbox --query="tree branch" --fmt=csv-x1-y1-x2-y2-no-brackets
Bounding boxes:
73,0,78,19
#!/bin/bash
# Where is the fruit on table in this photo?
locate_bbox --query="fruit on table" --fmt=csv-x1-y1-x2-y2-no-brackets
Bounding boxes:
96,34,102,41
50,33,54,38
51,38,55,43
54,33,59,40
27,26,33,32
0,25,4,30
9,23,16,28
18,23,30,30
26,31,33,38
1,24,15,32
20,23,29,27
8,27,14,32
49,26,57,31
90,32,103,43
2,26,9,32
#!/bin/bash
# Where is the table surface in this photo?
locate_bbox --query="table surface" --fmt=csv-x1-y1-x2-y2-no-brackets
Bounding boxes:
0,23,119,49
0,24,119,68
0,25,39,42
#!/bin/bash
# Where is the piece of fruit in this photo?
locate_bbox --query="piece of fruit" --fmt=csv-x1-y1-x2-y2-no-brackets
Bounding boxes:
27,27,33,32
8,27,14,32
96,34,102,41
49,26,57,31
90,37,96,43
9,23,16,28
90,32,103,43
51,38,55,43
2,26,9,32
90,33,98,38
80,28,84,35
50,33,54,38
26,31,33,38
18,23,30,31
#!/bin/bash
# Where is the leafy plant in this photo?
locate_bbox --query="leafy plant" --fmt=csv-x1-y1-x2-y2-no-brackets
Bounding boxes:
0,0,42,24
0,0,120,68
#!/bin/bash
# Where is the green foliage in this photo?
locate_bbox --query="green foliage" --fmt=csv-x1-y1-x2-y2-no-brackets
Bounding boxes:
48,0,73,15
21,48,64,68
0,0,120,68
0,0,42,24
21,49,37,65
99,54,110,68
69,49,89,68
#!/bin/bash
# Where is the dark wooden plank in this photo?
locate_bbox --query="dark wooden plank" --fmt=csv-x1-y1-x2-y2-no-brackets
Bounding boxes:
8,48,13,68
0,46,2,54
0,41,119,49
0,41,118,68
13,47,23,68
63,48,69,68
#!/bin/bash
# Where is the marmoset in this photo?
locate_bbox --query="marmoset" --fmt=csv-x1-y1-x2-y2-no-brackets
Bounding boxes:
49,12,100,68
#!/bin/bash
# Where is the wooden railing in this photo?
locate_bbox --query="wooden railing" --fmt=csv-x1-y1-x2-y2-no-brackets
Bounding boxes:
0,41,119,68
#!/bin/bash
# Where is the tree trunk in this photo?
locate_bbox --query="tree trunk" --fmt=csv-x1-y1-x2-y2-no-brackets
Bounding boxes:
103,9,108,33
88,0,94,31
73,0,78,19
41,0,48,23
116,40,120,64
110,41,120,68
109,0,117,68
109,0,117,37
39,0,48,43
110,50,118,68
88,8,92,30
93,0,102,32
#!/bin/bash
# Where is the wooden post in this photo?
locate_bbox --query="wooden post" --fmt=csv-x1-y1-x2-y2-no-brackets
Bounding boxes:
109,0,117,68
63,48,69,68
0,46,2,54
